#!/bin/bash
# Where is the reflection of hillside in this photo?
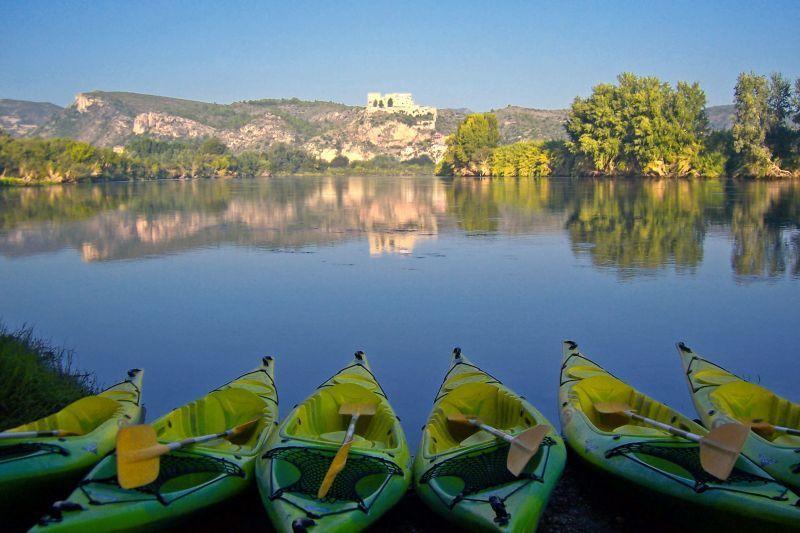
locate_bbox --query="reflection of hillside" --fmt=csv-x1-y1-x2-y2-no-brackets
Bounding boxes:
0,178,448,261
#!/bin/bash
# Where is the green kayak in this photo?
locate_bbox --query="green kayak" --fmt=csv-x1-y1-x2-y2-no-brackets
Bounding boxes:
0,369,144,518
32,357,278,531
414,348,566,532
677,342,800,490
559,341,800,527
257,351,411,533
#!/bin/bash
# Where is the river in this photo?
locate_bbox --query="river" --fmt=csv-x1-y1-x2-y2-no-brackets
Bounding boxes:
0,176,798,444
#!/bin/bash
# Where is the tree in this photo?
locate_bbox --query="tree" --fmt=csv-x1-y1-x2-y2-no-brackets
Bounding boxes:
765,72,793,162
199,137,228,156
565,73,711,177
436,113,500,176
732,73,776,177
490,142,551,177
330,155,349,168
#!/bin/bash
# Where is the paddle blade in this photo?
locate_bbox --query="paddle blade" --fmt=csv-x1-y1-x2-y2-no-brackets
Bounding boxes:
593,402,633,415
339,403,377,416
117,425,161,489
749,420,776,437
507,425,549,476
699,423,749,480
226,419,260,445
317,441,353,498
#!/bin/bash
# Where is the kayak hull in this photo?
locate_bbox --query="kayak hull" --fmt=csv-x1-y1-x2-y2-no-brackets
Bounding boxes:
0,369,144,518
559,341,800,528
677,342,800,490
257,352,411,533
414,350,566,532
31,358,278,531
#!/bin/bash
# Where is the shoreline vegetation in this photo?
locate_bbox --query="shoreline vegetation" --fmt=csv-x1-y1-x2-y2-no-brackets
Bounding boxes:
436,72,800,179
0,326,96,430
2,71,799,187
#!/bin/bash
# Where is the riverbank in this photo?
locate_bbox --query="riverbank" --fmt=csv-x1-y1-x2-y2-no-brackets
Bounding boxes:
0,326,96,430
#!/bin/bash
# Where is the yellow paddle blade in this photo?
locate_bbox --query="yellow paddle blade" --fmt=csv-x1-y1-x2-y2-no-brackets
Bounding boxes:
593,402,633,415
226,419,261,445
749,420,776,437
507,425,549,476
317,441,353,498
339,402,377,416
116,425,161,489
699,423,749,481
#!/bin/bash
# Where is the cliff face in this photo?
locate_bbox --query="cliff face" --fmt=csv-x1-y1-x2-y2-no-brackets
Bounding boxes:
3,91,735,161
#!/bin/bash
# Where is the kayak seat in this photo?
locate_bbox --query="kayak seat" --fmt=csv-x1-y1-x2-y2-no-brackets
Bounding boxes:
9,395,120,436
284,383,397,450
693,369,738,386
572,375,678,433
155,387,269,453
425,382,537,455
711,381,800,445
612,424,670,437
566,365,607,380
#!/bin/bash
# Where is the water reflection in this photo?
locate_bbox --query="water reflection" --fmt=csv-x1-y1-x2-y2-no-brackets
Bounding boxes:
0,176,798,280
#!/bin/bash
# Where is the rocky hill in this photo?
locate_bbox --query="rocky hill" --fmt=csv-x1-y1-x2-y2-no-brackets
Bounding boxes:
706,104,735,131
0,92,736,162
0,99,62,136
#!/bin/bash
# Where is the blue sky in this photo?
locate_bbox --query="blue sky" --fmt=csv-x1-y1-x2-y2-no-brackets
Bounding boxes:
1,0,798,109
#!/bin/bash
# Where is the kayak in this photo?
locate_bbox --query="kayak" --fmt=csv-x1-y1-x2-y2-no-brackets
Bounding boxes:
559,341,800,527
677,342,800,490
32,357,278,531
414,348,566,532
257,351,411,532
0,368,144,517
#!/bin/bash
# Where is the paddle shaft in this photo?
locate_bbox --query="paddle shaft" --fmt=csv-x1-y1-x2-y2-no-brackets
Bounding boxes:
770,424,800,436
0,430,71,440
342,411,361,446
466,419,518,445
623,411,703,443
127,426,246,461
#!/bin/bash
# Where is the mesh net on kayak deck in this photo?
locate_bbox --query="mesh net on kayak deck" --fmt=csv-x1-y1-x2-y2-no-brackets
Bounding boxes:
605,441,791,499
0,442,67,463
79,453,245,506
262,446,403,514
418,437,555,509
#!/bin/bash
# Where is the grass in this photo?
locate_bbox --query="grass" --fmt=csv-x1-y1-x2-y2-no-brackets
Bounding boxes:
0,325,96,430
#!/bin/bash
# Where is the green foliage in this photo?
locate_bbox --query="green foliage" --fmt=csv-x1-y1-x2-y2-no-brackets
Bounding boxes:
490,141,551,177
330,155,349,168
199,137,228,156
565,73,713,177
437,113,500,176
732,72,783,177
0,325,96,429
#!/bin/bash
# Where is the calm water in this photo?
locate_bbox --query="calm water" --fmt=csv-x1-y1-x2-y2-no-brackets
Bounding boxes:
1,176,798,443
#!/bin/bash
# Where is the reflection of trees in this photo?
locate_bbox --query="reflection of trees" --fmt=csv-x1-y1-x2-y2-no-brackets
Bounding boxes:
730,181,800,280
565,179,724,274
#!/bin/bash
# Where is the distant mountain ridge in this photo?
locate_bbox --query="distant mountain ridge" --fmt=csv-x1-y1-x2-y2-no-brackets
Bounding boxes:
0,92,735,161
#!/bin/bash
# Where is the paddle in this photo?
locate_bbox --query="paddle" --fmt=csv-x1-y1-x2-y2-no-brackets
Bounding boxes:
447,413,549,477
749,420,800,438
594,402,748,480
0,429,77,440
317,402,377,499
116,419,259,489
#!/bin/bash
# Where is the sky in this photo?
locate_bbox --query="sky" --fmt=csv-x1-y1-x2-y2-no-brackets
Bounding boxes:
1,0,798,110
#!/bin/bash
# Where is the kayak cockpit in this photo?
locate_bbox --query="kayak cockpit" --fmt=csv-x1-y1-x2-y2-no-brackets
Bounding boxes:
6,396,121,437
154,387,273,454
283,383,398,450
709,381,800,446
425,382,537,455
570,374,699,436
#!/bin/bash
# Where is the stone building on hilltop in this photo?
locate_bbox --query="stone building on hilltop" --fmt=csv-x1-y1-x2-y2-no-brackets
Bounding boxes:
365,92,437,119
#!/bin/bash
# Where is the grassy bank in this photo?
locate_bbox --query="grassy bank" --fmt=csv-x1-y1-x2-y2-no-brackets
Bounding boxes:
0,326,95,429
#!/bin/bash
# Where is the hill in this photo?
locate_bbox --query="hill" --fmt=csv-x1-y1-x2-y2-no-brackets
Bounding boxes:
1,92,737,162
0,99,62,136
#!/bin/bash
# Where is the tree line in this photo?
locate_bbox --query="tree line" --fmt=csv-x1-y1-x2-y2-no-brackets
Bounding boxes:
0,134,433,185
437,72,800,178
